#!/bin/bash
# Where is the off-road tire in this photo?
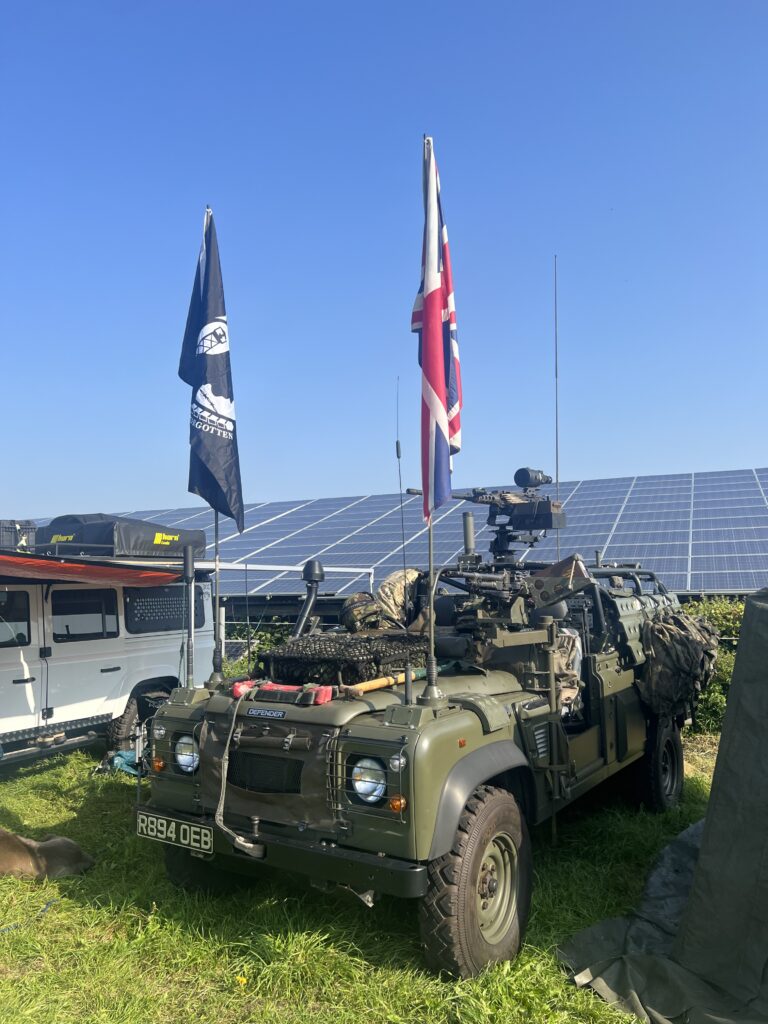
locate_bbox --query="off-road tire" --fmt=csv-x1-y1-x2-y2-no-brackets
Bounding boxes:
418,785,532,978
633,716,684,812
107,688,170,751
163,844,248,894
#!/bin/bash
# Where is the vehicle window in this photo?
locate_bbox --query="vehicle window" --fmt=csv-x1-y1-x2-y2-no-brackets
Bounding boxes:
597,575,636,595
640,577,663,594
52,589,119,642
123,585,205,634
0,591,30,647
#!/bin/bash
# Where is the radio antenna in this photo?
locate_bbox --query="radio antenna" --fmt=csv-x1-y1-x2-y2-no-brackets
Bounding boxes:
554,254,561,561
396,376,414,704
396,377,409,599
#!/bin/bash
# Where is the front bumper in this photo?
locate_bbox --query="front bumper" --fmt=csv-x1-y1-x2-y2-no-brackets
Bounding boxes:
137,805,428,899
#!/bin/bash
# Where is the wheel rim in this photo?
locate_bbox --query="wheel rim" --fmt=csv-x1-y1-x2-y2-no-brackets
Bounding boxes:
475,831,518,945
661,737,680,798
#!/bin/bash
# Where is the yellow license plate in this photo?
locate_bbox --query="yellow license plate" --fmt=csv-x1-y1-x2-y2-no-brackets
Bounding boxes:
136,811,213,852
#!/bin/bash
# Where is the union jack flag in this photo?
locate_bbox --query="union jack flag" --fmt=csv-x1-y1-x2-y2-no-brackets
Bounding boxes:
411,137,463,522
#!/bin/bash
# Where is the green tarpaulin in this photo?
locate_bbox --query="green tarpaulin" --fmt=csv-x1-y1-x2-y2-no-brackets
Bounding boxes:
559,589,768,1024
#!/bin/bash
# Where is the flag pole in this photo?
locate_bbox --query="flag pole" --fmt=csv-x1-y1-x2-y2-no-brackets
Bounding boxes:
418,133,440,705
183,545,195,686
412,134,456,707
428,516,435,671
418,514,444,706
210,510,223,685
179,205,244,686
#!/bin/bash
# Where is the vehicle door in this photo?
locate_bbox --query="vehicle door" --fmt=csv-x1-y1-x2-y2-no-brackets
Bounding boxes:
43,585,127,730
0,585,45,740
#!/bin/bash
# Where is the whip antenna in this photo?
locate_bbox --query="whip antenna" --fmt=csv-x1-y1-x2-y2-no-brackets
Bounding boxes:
396,376,414,704
554,254,561,561
396,377,409,602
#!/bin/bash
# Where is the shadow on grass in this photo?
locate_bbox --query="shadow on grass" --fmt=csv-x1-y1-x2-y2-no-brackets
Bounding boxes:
0,743,713,977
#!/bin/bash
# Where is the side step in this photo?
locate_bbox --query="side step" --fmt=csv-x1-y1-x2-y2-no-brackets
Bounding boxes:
0,732,101,770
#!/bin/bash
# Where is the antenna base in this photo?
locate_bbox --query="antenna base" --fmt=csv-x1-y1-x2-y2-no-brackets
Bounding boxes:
417,655,448,708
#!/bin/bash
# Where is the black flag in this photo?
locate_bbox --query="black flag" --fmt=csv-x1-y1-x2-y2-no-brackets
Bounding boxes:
179,208,244,532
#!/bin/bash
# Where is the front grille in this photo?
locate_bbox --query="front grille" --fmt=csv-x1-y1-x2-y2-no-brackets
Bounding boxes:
227,752,303,793
533,725,550,759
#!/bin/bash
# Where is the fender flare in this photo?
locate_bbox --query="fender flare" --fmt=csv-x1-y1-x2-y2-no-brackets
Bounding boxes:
427,740,530,861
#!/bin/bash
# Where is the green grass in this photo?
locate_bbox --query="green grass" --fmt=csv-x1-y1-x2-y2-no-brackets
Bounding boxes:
0,737,717,1024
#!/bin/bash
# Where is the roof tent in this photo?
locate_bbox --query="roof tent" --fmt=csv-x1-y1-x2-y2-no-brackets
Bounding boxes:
34,514,206,560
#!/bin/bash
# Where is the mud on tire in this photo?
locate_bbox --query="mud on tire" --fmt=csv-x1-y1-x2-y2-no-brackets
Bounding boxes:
418,785,532,979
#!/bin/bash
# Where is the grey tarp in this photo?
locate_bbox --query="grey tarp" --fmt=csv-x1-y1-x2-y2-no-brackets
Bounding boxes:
559,589,768,1024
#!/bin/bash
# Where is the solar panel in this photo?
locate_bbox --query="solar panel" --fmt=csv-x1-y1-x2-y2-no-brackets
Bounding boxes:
690,571,766,592
32,466,768,595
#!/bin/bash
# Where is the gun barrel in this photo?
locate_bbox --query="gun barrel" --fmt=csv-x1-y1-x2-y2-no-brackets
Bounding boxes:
452,489,490,502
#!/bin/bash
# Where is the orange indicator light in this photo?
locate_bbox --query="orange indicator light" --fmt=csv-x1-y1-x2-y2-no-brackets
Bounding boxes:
458,738,467,748
389,795,407,812
151,757,166,772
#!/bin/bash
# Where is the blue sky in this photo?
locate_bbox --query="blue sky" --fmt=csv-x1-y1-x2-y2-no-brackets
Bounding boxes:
2,1,766,519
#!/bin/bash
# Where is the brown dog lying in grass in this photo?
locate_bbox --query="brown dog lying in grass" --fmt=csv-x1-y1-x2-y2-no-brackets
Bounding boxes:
0,828,94,879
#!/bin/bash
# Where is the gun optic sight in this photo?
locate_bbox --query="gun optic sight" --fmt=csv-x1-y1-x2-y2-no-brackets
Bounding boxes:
514,468,553,489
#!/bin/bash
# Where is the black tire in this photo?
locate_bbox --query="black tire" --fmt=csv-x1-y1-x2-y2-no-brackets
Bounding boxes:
107,688,170,751
163,843,249,894
418,785,532,979
633,716,684,811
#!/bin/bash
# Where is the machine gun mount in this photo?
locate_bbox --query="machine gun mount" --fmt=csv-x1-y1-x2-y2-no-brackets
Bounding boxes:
453,468,566,561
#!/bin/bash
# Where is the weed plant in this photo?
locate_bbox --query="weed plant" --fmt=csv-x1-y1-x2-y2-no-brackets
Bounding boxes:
224,621,291,678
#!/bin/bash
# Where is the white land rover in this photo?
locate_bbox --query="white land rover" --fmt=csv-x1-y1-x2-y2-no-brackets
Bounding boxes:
0,514,215,768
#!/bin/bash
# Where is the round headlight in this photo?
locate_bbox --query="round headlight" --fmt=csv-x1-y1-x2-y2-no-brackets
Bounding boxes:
174,735,200,773
153,723,166,740
351,757,387,804
389,753,407,773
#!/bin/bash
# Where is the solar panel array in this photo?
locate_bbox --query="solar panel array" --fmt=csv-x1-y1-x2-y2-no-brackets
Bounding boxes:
530,468,768,593
122,467,768,596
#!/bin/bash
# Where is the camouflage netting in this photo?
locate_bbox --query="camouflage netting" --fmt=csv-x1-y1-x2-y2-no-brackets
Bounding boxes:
637,610,719,717
266,632,429,685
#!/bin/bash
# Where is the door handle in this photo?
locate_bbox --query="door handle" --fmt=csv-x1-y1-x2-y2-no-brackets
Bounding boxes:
100,666,122,673
12,677,35,685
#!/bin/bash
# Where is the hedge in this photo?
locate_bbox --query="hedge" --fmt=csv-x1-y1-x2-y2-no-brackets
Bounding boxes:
683,597,743,732
223,619,292,677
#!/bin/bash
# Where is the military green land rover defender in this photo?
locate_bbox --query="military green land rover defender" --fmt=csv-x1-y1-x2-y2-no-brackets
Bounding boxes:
137,471,716,978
